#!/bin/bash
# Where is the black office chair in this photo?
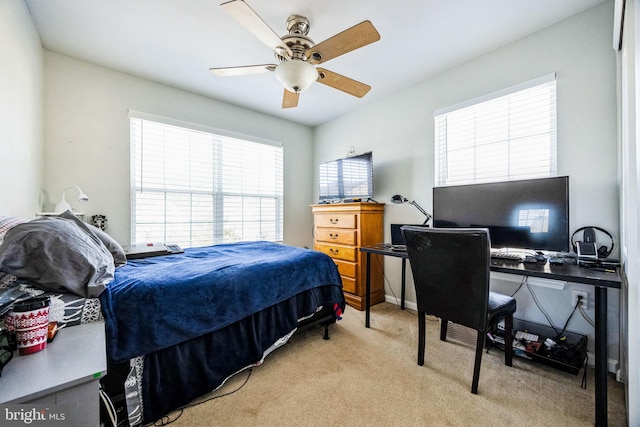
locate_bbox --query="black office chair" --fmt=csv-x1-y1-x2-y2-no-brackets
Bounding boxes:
402,226,516,394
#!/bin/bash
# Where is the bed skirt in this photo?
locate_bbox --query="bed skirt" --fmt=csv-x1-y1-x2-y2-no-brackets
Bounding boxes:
103,284,344,424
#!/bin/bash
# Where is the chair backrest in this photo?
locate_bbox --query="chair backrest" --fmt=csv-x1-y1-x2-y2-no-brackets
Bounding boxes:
402,226,491,332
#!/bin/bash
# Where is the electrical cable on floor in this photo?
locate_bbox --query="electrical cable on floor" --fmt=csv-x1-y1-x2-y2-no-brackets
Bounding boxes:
153,409,183,425
581,353,589,389
152,368,253,426
99,384,117,427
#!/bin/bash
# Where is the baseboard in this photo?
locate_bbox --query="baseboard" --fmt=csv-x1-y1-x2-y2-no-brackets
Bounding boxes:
385,294,417,311
584,351,619,376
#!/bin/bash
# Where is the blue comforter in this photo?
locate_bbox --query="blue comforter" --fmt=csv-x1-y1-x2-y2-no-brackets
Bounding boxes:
100,241,342,363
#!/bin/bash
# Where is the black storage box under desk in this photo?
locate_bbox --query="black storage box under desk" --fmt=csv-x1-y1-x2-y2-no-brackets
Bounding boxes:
487,318,588,375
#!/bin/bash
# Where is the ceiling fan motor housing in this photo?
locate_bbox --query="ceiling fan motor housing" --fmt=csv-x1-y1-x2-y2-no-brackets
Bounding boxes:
275,15,315,63
274,15,319,93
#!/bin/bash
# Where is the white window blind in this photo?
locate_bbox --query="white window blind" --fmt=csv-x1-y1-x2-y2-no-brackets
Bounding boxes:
434,74,557,186
130,116,283,248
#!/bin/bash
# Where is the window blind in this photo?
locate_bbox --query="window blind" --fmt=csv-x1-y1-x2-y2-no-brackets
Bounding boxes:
130,116,283,248
434,74,557,186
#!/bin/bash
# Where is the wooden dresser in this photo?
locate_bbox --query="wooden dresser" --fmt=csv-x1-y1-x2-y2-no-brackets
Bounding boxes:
312,202,385,310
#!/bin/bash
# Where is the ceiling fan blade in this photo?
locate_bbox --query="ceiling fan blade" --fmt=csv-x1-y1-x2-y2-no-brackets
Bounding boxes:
282,89,299,108
210,64,276,76
316,68,371,98
306,21,380,65
221,0,292,58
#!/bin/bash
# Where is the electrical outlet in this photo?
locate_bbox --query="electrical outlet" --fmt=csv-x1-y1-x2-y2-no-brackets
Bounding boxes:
572,291,588,309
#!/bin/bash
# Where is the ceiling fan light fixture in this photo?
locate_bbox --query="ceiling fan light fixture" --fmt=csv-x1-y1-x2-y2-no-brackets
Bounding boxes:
275,60,318,93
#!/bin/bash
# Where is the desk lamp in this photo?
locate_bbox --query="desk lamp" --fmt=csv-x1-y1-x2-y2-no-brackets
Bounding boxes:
55,185,89,213
390,194,432,225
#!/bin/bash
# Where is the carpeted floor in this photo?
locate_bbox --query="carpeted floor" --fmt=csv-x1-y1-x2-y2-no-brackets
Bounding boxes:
157,302,626,426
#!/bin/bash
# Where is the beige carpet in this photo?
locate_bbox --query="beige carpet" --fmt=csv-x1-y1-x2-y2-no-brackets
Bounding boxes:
159,303,626,426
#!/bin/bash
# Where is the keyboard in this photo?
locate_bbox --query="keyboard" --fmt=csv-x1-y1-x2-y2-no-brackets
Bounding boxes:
490,251,525,262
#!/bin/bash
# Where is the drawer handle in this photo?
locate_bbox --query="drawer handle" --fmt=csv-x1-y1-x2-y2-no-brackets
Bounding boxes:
329,248,339,255
330,218,339,224
329,233,338,239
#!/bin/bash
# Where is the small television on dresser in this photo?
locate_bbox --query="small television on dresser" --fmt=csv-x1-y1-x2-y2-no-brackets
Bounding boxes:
318,152,373,202
432,176,570,252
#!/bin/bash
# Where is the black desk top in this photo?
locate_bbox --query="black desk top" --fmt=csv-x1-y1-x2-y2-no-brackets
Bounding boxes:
490,259,621,289
360,246,621,289
360,245,409,258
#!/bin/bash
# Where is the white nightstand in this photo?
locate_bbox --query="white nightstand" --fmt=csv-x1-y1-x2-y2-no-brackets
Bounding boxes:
0,322,107,426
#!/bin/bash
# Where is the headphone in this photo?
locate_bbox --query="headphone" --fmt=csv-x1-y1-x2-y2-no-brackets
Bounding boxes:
570,226,614,258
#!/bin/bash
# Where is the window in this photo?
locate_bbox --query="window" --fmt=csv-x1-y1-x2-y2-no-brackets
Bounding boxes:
434,74,557,186
130,114,283,248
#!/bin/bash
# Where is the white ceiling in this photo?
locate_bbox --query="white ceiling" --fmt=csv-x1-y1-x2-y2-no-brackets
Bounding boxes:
25,0,608,127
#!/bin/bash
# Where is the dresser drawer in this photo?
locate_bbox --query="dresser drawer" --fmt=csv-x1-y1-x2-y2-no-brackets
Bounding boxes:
315,229,357,245
315,213,357,229
314,243,357,262
333,259,356,279
341,276,357,294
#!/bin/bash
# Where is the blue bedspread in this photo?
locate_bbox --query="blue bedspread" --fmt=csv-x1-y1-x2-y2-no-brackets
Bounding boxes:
100,241,342,363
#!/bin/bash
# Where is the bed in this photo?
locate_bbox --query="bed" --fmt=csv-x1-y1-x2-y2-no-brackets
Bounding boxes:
0,214,345,425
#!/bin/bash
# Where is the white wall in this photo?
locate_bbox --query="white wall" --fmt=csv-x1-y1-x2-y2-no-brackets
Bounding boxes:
0,0,43,217
314,2,619,364
43,52,315,247
618,0,639,423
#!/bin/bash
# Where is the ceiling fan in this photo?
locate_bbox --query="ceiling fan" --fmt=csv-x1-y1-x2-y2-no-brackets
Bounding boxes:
210,0,381,109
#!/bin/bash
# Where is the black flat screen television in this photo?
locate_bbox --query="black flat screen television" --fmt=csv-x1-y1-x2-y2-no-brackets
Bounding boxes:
319,152,373,202
432,176,570,252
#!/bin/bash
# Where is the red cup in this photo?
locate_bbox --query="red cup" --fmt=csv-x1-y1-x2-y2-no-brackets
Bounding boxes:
6,297,51,355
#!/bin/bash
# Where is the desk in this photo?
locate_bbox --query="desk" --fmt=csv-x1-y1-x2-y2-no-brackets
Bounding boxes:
360,246,621,427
